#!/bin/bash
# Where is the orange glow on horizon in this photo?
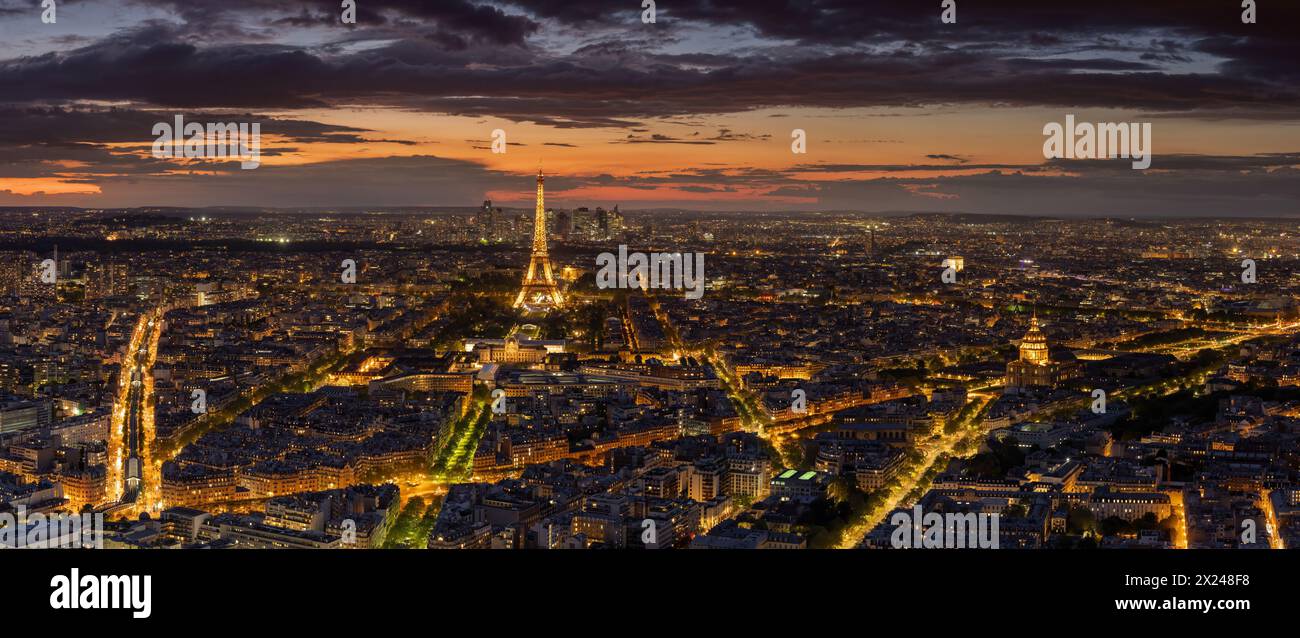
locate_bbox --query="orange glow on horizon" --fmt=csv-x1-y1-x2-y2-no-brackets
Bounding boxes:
486,184,818,205
0,178,102,196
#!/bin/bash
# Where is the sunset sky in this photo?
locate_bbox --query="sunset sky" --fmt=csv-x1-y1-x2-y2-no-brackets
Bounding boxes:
0,0,1298,215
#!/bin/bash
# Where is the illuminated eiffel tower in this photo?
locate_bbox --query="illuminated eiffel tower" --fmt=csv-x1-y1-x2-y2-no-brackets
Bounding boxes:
513,169,564,310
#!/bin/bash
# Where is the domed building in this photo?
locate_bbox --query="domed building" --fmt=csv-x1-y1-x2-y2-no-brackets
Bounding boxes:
1005,315,1080,389
1018,316,1050,365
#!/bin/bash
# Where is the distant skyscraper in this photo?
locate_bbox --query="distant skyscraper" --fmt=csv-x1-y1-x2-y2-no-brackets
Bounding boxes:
608,205,624,238
514,170,564,311
556,210,573,238
15,251,54,301
87,260,128,298
596,206,624,240
478,200,497,240
0,253,23,296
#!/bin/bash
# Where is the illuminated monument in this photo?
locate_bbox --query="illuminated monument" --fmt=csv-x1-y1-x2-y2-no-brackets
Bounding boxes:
1018,315,1050,365
1005,314,1080,389
513,169,564,311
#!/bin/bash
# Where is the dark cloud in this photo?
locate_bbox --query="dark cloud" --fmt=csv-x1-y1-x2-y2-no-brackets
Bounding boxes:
0,153,518,207
505,0,1292,47
791,162,1029,173
1,0,1299,215
4,138,1299,217
1043,153,1300,173
100,0,533,45
805,166,1300,218
1004,58,1157,72
616,133,715,145
0,106,378,146
925,154,969,164
1,1,1297,125
0,106,413,187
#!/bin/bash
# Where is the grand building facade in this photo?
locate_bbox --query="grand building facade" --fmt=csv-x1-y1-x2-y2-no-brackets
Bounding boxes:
1005,316,1080,389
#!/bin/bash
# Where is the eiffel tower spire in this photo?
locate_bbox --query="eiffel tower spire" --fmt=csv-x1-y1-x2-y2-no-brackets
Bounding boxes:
513,168,564,310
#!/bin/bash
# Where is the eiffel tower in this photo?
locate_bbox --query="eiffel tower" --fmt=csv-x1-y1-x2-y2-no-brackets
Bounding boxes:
513,169,564,311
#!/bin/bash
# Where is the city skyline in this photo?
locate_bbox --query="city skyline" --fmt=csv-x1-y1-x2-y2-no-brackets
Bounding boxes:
7,2,1299,626
3,194,1299,552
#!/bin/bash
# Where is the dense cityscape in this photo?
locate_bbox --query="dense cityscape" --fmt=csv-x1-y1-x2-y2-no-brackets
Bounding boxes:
2,175,1298,550
8,0,1299,626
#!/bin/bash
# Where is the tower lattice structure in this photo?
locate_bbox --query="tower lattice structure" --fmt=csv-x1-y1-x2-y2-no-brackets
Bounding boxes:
513,169,564,310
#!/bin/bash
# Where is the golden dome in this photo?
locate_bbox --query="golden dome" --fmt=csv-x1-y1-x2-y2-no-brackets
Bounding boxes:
1019,315,1050,364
